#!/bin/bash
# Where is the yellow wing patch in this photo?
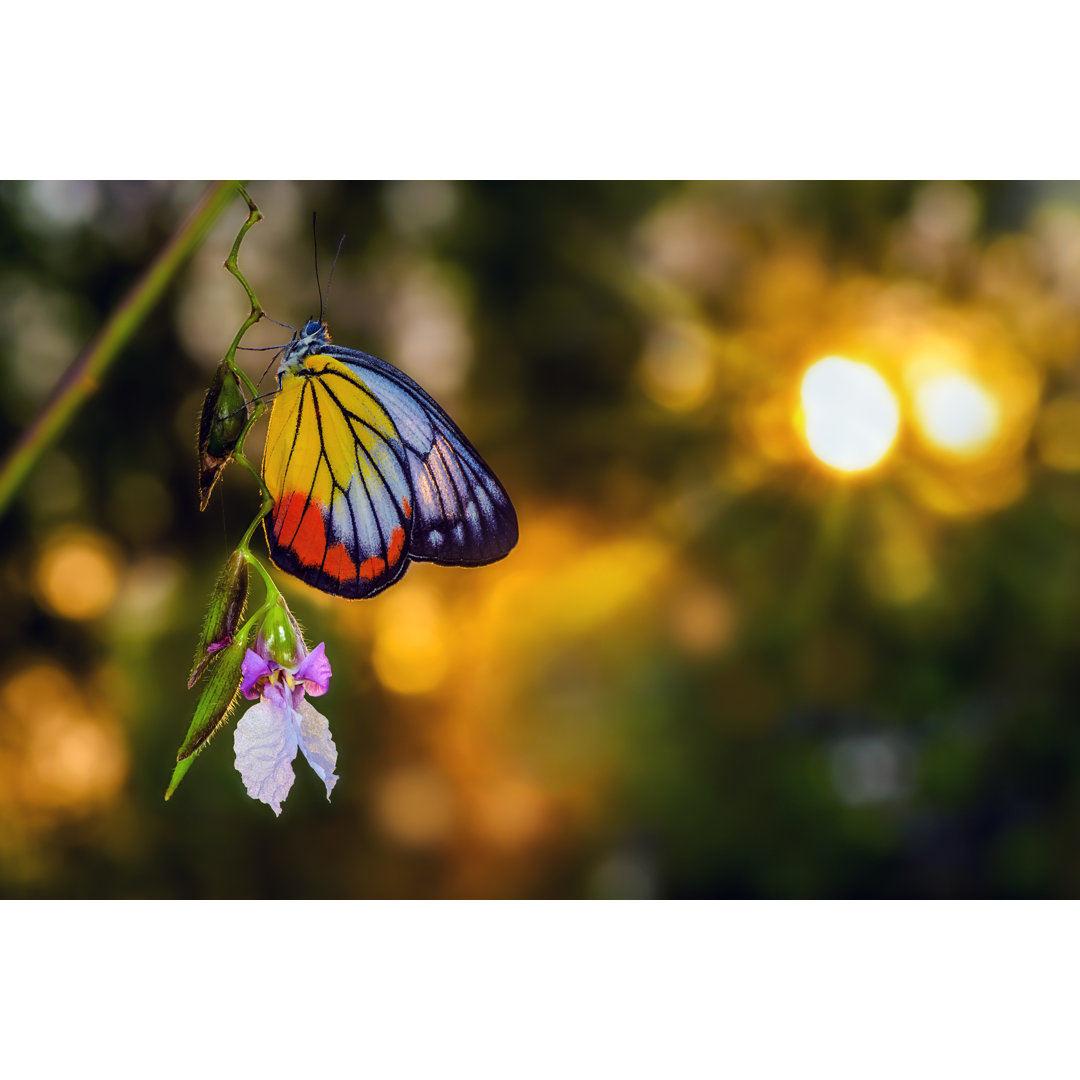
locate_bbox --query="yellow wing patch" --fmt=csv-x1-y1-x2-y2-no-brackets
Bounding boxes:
262,356,413,598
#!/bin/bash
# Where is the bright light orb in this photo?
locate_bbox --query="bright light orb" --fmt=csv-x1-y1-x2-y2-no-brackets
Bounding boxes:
914,372,998,454
801,357,900,472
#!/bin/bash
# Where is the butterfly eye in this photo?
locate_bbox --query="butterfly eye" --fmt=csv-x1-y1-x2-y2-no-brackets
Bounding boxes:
302,320,322,337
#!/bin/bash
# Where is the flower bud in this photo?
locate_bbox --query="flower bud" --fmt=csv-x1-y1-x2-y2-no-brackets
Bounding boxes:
198,361,249,510
176,621,252,764
259,603,300,668
187,551,249,689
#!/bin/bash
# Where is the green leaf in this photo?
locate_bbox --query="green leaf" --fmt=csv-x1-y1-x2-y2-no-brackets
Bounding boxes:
197,360,250,510
188,551,250,688
175,623,251,767
164,755,196,801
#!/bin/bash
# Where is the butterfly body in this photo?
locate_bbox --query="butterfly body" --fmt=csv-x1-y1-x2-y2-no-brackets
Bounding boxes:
262,320,517,599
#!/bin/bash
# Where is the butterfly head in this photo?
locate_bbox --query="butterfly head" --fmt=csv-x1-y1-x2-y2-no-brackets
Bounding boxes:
280,319,332,374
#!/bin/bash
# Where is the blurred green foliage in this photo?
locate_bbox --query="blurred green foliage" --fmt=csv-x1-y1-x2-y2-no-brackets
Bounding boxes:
2,180,1080,898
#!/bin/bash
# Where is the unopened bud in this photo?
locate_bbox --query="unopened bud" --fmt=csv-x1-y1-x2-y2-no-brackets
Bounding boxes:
197,362,249,510
259,603,299,668
188,551,249,689
176,621,252,764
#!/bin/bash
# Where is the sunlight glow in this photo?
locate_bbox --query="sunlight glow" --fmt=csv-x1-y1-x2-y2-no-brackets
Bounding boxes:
0,662,128,818
801,357,900,472
372,585,451,694
35,530,120,620
914,372,999,454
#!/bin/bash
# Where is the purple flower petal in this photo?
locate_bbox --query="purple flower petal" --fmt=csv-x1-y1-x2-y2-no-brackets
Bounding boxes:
295,698,339,801
233,699,299,815
294,641,332,697
240,649,275,700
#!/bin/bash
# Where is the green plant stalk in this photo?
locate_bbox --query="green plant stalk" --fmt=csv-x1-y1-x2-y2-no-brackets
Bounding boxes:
201,187,281,599
236,452,275,548
167,189,285,803
197,186,273,511
212,187,278,561
220,186,266,400
234,519,280,603
0,180,241,517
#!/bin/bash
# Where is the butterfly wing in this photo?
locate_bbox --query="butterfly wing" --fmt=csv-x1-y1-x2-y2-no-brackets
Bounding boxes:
262,356,415,599
262,347,517,599
324,344,519,566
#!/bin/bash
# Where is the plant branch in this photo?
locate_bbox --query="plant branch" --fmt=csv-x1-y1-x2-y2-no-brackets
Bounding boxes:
0,180,241,517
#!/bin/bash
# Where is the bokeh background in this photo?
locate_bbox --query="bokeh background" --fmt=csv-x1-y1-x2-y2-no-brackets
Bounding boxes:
2,180,1080,898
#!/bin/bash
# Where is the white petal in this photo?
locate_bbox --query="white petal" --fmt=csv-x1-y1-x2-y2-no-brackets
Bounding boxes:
295,697,339,801
233,700,299,816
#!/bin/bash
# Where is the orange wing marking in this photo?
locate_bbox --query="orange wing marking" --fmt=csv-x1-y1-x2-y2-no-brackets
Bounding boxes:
274,490,329,568
358,556,387,582
322,541,358,580
387,526,406,567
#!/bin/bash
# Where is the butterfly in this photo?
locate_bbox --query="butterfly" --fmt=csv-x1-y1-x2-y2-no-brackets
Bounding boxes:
261,319,518,599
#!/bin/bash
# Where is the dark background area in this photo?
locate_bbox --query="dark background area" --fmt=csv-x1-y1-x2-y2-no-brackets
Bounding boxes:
2,179,1080,898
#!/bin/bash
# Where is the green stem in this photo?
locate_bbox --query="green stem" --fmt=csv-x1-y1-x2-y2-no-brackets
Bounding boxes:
237,490,274,554
221,187,266,395
169,193,287,802
235,447,273,509
243,557,280,609
213,192,280,563
0,180,241,517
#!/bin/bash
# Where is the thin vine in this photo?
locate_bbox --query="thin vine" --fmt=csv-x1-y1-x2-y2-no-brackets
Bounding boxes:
166,186,291,799
0,180,239,516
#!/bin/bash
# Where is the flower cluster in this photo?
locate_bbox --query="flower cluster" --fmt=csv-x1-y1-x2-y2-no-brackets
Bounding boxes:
234,629,338,816
172,568,338,817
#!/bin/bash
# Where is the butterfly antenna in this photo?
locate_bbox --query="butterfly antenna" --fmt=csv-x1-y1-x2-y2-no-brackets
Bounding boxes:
259,352,285,386
324,234,346,320
249,387,282,406
312,212,324,324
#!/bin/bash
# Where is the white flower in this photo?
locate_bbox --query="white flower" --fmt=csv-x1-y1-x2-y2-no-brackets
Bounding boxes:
233,640,337,816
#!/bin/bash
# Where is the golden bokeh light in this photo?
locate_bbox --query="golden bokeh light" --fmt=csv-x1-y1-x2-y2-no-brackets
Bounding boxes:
472,777,549,850
913,372,999,455
373,763,456,848
639,322,715,412
800,357,900,472
34,529,121,620
894,331,1039,516
667,580,736,656
0,661,128,821
486,520,670,648
372,583,451,695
